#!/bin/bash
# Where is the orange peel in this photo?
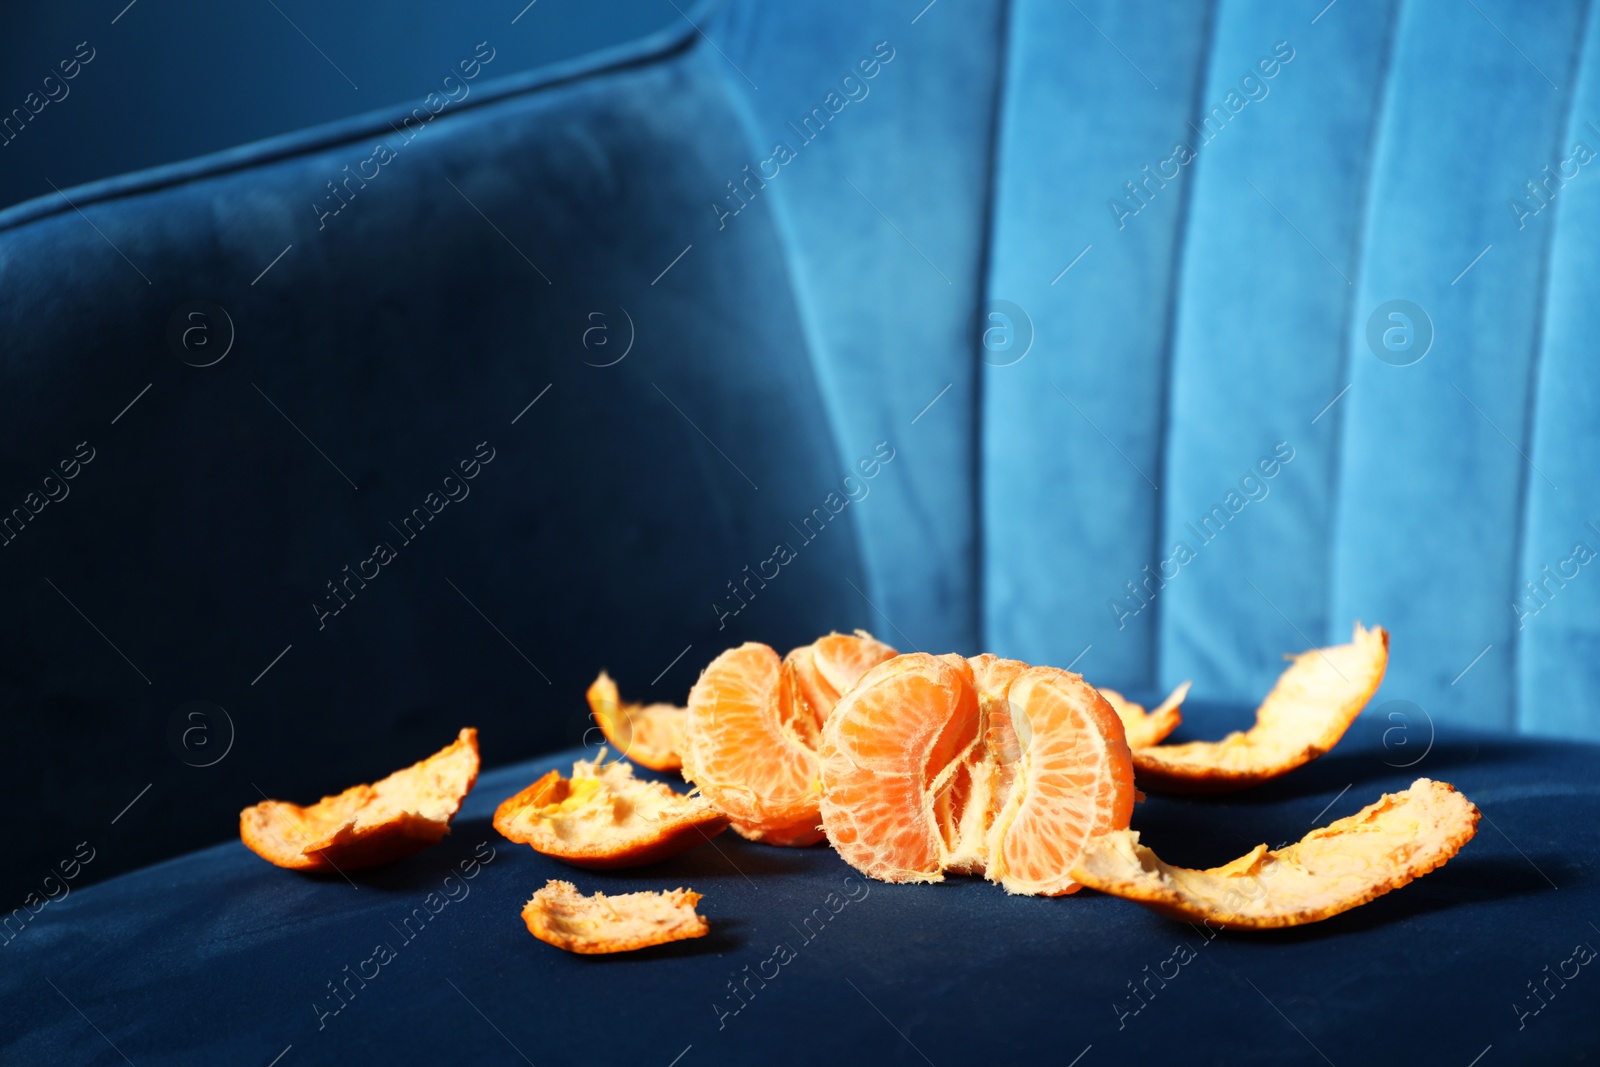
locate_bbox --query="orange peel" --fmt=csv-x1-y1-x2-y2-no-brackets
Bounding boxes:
1099,681,1189,749
493,753,727,869
1072,778,1479,929
587,671,687,772
522,880,708,954
240,728,479,872
1132,624,1388,793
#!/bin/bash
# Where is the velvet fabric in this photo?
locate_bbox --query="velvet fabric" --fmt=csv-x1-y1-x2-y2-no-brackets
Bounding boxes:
2,0,1599,1058
4,703,1594,1063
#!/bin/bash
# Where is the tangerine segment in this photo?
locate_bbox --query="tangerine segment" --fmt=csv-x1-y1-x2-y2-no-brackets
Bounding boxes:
1099,682,1190,749
987,668,1136,896
819,654,981,883
786,630,899,736
522,880,708,954
1072,778,1479,929
240,728,479,872
1133,624,1389,794
682,642,825,846
587,671,687,772
493,753,728,870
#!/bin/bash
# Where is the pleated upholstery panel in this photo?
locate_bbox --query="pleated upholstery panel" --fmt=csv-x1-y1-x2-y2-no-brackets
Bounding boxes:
983,0,1215,685
1330,0,1588,730
983,0,1597,734
1519,8,1600,739
712,0,1007,654
1159,0,1396,699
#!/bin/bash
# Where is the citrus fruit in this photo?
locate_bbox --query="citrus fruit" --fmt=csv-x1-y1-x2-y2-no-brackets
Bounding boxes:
818,654,1136,895
681,632,896,846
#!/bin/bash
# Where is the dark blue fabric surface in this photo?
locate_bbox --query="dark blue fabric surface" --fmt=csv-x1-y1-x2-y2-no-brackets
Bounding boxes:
3,702,1596,1064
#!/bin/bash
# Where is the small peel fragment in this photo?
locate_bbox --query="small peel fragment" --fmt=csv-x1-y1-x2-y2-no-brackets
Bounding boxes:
1072,778,1479,929
240,728,479,872
587,671,687,772
1132,624,1388,793
493,752,728,869
1099,681,1190,749
522,879,708,954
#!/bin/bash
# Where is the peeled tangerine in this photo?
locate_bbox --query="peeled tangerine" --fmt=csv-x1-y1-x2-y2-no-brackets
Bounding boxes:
681,632,897,847
1132,624,1389,793
587,672,688,772
240,728,479,872
523,880,708,954
818,653,1136,896
1073,778,1479,928
493,753,727,869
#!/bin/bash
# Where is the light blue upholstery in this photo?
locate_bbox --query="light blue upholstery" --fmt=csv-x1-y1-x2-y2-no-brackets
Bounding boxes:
707,0,1600,739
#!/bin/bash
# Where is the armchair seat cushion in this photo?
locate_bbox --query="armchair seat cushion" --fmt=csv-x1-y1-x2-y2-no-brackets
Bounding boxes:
5,702,1593,1064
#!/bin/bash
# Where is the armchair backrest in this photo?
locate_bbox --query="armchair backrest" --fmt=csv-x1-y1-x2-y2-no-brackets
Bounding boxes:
713,0,1600,741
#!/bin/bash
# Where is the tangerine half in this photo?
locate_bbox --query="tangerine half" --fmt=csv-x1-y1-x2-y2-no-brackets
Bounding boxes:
818,654,1135,895
681,632,896,847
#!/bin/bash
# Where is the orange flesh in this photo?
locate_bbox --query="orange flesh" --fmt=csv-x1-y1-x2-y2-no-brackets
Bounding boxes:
682,643,824,845
818,654,1135,895
818,654,981,882
681,633,897,847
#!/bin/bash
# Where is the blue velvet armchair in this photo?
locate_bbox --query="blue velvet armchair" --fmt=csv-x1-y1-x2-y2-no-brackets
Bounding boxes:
2,0,1596,1062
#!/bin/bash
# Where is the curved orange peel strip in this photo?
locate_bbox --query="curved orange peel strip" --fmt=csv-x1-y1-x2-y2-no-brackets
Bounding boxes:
522,879,708,954
1099,681,1190,749
587,671,688,772
240,728,479,872
493,752,727,869
1072,778,1479,929
1132,624,1388,793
